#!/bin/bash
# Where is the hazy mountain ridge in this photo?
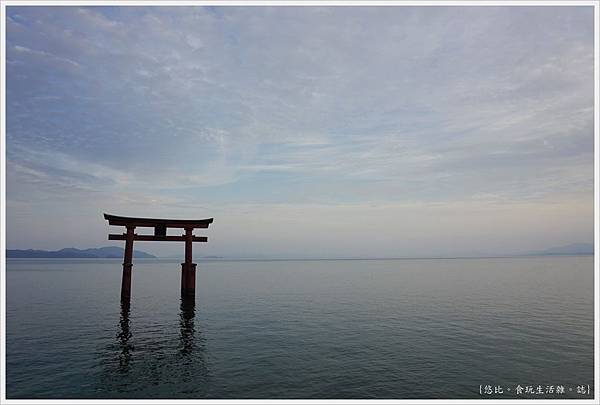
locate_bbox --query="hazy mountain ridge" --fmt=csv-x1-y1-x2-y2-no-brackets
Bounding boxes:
7,246,156,258
525,243,594,256
6,243,593,260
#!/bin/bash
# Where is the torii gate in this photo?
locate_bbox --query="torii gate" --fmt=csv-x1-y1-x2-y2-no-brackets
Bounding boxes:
104,213,214,301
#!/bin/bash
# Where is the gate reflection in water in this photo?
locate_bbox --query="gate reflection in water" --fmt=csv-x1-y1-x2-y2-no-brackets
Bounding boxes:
101,295,209,398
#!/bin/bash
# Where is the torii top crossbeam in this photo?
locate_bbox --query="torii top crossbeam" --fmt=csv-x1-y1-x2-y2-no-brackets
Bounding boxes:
104,213,213,229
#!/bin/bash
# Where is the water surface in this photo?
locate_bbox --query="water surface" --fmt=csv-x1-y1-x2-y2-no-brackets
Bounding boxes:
5,256,595,398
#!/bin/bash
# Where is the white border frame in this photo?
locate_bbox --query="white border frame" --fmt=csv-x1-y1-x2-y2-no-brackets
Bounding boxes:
0,1,598,404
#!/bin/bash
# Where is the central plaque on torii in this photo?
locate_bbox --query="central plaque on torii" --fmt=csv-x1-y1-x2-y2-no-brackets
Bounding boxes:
104,213,214,302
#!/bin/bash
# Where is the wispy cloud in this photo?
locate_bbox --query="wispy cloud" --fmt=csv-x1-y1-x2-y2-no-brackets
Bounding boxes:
5,5,594,256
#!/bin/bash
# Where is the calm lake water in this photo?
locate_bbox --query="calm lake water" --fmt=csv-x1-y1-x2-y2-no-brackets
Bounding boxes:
5,256,595,399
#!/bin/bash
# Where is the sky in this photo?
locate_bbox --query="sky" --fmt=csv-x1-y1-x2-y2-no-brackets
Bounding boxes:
4,5,595,258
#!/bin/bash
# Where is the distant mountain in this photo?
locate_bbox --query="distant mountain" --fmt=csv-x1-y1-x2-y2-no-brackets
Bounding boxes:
7,246,156,258
526,243,594,256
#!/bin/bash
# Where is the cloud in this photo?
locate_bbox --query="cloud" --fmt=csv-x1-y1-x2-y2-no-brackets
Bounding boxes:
5,5,594,255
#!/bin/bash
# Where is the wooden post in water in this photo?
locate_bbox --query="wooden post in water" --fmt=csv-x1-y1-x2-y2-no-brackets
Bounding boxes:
121,225,135,301
181,227,197,297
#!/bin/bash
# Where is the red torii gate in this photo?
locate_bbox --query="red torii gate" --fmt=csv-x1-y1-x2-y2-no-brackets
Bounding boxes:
104,213,214,301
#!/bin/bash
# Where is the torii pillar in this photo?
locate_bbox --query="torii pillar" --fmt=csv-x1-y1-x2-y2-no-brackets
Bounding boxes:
121,225,135,301
181,227,197,297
